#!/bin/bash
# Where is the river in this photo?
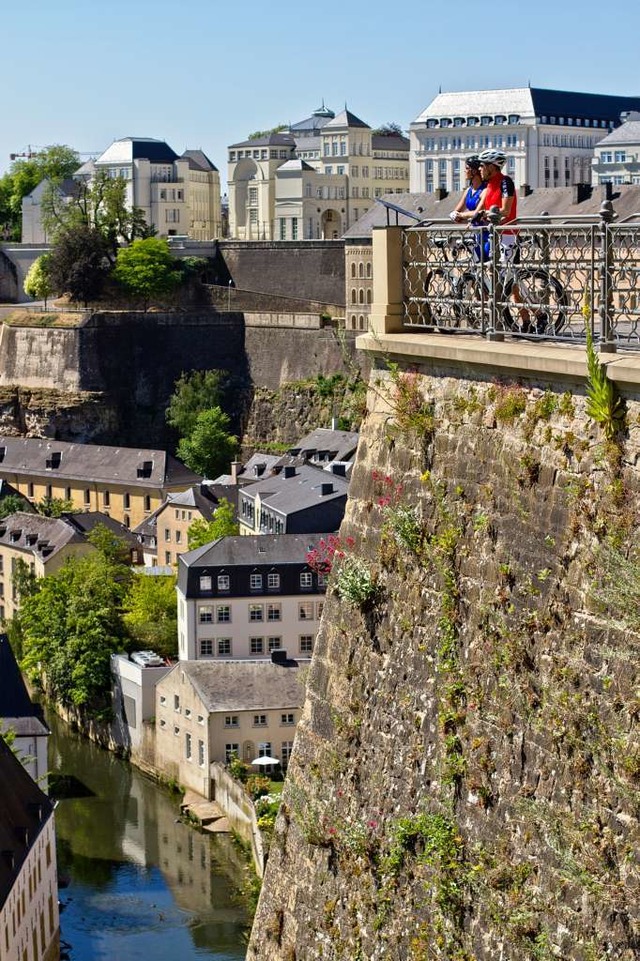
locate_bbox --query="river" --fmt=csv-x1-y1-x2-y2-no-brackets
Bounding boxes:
47,711,250,961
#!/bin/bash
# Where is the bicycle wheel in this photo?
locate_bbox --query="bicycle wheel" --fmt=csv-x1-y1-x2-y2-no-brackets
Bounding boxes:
504,269,567,335
452,271,485,329
424,269,459,329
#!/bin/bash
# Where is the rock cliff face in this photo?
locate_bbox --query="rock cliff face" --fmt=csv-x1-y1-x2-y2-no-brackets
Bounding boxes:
248,365,640,961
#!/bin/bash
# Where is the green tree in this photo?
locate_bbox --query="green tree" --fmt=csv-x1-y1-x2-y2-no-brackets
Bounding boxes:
19,537,132,712
166,369,227,438
187,497,239,549
123,574,178,658
114,237,179,309
0,145,79,239
248,124,287,140
24,254,53,307
0,494,31,519
176,407,239,479
373,122,404,136
11,558,38,605
47,225,110,306
37,496,74,517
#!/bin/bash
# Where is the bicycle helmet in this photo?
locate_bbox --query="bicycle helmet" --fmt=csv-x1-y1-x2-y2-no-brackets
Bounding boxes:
478,149,506,167
465,154,482,170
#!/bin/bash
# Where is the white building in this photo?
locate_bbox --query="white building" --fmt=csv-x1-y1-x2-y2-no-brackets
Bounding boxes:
592,113,640,185
177,533,327,662
410,87,640,194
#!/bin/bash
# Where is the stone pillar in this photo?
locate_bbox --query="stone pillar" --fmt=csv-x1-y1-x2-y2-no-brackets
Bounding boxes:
369,226,405,335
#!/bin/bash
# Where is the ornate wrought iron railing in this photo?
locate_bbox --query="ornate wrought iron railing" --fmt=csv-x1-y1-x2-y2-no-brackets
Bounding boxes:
400,203,640,350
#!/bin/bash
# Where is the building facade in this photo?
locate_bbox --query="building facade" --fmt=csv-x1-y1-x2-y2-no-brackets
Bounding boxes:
177,533,327,662
228,106,409,240
0,437,200,529
592,114,640,185
410,87,640,194
0,738,59,961
237,464,348,536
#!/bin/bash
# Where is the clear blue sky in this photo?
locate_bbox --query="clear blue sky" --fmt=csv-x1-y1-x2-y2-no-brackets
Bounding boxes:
4,0,640,190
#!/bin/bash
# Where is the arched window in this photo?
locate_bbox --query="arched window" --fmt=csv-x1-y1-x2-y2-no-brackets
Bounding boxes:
359,315,365,330
366,262,372,278
358,262,364,278
351,289,357,304
366,289,372,304
359,288,364,304
351,263,356,278
351,314,357,329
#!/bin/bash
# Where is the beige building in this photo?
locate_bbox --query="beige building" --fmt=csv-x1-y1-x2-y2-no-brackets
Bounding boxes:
0,737,59,961
592,113,640,185
0,436,200,530
155,659,304,798
135,484,224,568
410,87,640,194
228,105,409,240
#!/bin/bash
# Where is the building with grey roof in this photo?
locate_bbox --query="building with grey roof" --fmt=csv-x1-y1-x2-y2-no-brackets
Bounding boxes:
154,658,305,798
0,735,59,961
592,113,640,185
177,531,328,662
238,463,348,536
134,483,225,567
0,633,49,789
227,104,409,240
410,86,640,195
0,435,200,530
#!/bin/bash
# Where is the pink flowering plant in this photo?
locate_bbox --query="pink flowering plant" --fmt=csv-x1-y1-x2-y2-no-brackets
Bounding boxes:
307,534,378,608
372,469,423,555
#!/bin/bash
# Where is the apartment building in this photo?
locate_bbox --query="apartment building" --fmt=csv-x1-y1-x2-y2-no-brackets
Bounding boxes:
0,437,200,529
135,483,225,567
228,104,409,240
592,113,640,185
238,463,348,536
177,533,327,662
0,737,59,961
410,87,640,194
0,634,49,790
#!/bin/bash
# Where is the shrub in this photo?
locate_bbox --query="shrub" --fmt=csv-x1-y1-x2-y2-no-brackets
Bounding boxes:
334,555,378,607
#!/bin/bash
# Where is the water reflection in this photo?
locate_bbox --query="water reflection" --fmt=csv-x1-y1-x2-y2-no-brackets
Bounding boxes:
48,712,248,961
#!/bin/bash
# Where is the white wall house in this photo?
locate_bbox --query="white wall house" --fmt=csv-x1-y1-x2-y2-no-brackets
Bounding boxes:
177,533,328,662
592,114,640,185
410,87,640,194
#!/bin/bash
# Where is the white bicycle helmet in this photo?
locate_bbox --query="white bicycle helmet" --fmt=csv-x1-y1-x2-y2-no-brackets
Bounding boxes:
478,149,506,167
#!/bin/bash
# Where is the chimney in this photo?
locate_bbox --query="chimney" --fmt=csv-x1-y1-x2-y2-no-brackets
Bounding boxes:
331,463,346,477
230,460,241,484
271,649,288,664
320,482,334,495
572,183,591,204
434,187,447,201
518,183,532,198
602,182,613,201
283,466,296,478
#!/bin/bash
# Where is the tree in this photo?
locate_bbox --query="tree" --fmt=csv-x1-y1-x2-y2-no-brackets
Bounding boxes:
166,369,227,438
122,574,178,658
114,237,180,309
0,494,31,520
23,254,53,306
248,124,287,140
187,497,239,550
0,145,80,240
47,225,110,305
37,496,74,517
176,407,239,479
373,122,404,137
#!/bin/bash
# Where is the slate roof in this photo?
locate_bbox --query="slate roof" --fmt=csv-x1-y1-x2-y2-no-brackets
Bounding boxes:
181,149,218,173
342,185,640,239
63,511,139,549
230,133,296,149
240,463,348,515
596,120,640,146
323,109,370,130
372,133,410,151
179,531,331,573
96,137,179,165
0,512,86,561
414,87,640,126
0,736,53,909
289,104,336,133
175,660,305,713
288,427,359,463
0,437,200,489
0,634,49,739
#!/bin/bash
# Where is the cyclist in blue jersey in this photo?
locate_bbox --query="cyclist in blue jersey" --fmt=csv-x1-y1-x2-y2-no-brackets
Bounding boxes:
450,156,484,223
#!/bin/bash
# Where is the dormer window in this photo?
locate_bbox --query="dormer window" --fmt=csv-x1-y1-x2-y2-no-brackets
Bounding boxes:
508,115,520,124
0,447,6,463
137,460,153,479
46,451,61,469
467,117,479,127
453,117,465,127
10,530,21,542
26,534,37,546
481,116,492,126
426,119,438,128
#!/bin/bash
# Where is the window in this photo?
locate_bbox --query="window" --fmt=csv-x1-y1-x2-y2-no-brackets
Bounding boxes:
268,572,280,590
300,572,313,589
200,638,213,656
185,732,192,760
217,638,231,656
197,714,204,725
225,743,239,763
268,636,282,652
102,490,110,507
165,551,171,564
217,574,230,591
198,740,205,766
316,601,324,619
281,741,294,768
199,606,213,623
250,637,264,655
300,635,314,654
614,151,626,163
299,601,314,621
144,495,151,513
174,725,180,736
174,695,180,712
199,575,212,592
225,715,239,727
160,695,167,706
281,713,295,725
28,482,34,498
216,605,231,623
292,218,298,240
267,603,281,621
258,742,272,757
250,573,263,591
176,530,182,544
253,714,267,727
166,209,180,223
249,603,263,622
123,492,130,510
